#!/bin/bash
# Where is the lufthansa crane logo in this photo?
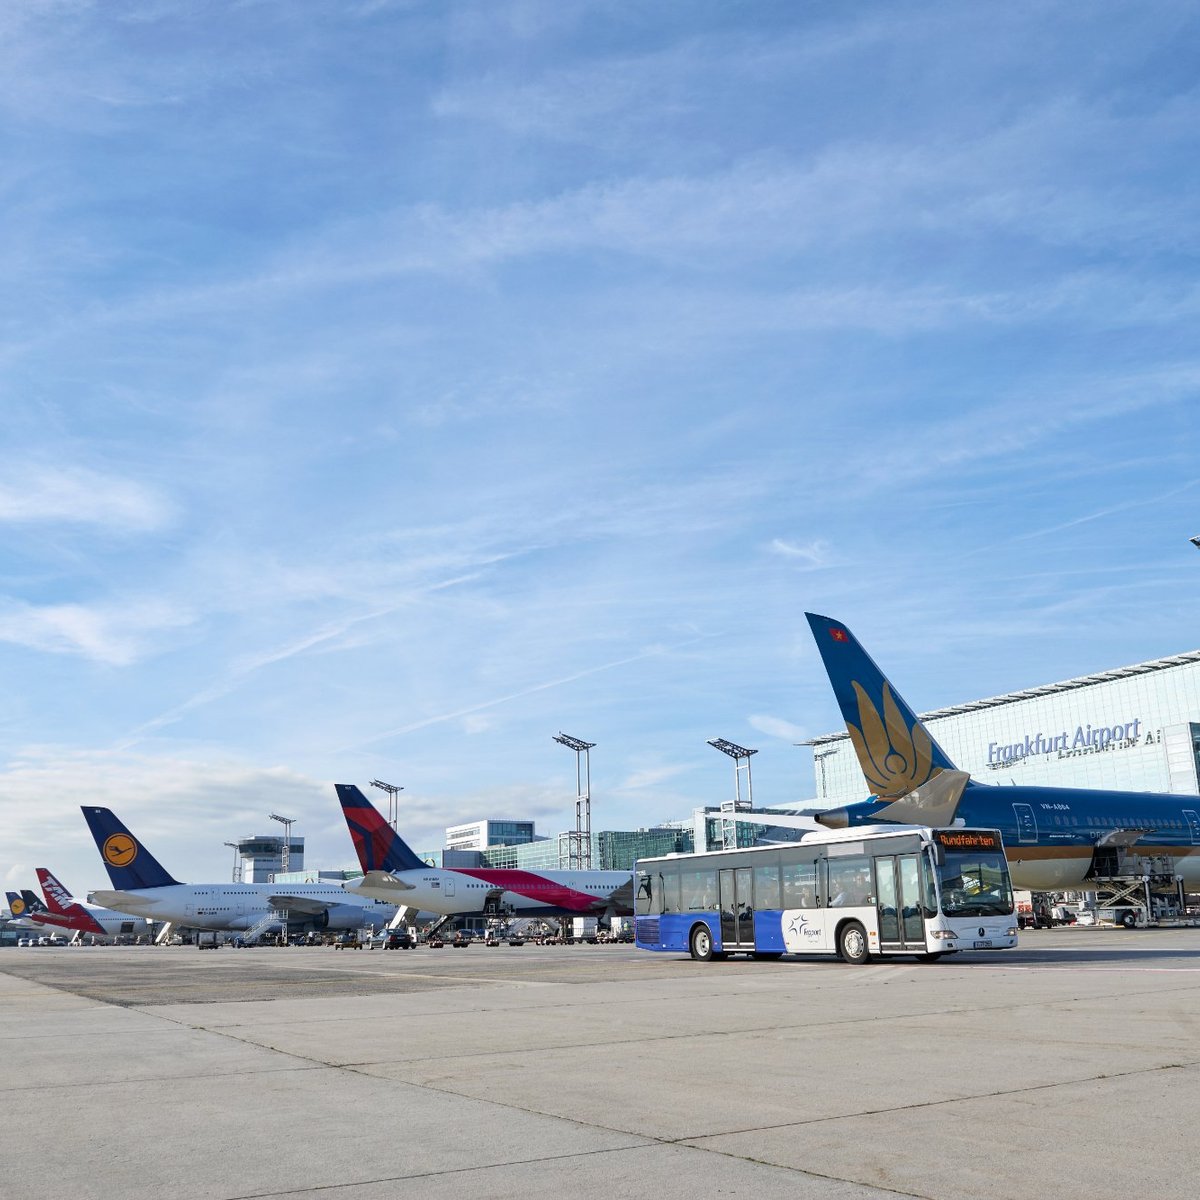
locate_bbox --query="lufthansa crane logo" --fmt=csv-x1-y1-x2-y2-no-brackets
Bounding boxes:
103,834,138,868
10,897,25,916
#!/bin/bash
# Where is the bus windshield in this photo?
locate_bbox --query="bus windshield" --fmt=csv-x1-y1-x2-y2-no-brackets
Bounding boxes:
936,850,1013,917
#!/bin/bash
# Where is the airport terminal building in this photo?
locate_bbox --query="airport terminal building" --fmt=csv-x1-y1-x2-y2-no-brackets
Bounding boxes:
807,649,1200,805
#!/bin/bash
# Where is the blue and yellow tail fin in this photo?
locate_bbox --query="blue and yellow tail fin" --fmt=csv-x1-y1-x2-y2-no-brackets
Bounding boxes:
6,891,32,917
335,785,426,873
81,807,182,890
805,613,957,798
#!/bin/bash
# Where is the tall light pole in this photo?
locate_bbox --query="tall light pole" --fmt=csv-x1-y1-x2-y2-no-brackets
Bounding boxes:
268,813,295,875
707,738,757,851
554,733,595,870
370,779,404,831
223,841,241,884
813,747,838,801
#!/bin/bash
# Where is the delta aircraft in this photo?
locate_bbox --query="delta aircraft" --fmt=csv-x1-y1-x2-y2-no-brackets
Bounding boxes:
82,807,401,934
336,785,635,919
9,869,155,942
805,612,1200,890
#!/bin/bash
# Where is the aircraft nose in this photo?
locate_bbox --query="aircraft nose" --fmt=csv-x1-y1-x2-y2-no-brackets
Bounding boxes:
814,807,849,830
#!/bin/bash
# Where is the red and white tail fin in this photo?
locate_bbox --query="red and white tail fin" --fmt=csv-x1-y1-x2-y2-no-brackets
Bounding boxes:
37,868,81,915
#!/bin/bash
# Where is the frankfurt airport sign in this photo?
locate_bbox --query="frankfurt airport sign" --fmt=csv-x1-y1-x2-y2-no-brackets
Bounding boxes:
986,719,1153,768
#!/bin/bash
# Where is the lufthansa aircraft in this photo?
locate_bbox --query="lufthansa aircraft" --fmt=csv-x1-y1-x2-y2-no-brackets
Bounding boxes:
337,785,634,919
82,807,400,934
805,613,1200,890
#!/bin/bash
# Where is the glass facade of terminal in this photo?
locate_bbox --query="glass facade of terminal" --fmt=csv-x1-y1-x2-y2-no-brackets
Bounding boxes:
479,827,693,872
813,655,1200,804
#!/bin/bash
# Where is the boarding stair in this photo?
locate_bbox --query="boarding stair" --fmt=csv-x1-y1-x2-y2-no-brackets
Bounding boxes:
242,911,285,945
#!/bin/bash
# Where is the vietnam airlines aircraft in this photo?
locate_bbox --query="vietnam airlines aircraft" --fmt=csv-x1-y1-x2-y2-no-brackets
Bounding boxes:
81,807,401,933
805,612,1200,889
34,868,154,942
336,785,634,919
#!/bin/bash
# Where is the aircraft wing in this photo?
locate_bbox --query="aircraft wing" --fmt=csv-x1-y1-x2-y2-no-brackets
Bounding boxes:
1095,827,1158,847
266,895,348,916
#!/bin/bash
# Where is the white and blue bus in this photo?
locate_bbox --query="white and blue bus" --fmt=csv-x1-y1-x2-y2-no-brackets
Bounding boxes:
634,825,1017,963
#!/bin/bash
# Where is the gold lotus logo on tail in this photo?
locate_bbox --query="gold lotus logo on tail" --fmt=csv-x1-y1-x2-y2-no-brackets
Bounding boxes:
847,680,939,798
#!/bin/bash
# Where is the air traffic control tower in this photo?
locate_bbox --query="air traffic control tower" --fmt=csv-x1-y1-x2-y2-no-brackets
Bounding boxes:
230,835,304,883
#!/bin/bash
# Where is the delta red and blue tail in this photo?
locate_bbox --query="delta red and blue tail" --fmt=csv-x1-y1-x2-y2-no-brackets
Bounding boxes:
81,807,182,890
335,785,425,873
805,612,958,799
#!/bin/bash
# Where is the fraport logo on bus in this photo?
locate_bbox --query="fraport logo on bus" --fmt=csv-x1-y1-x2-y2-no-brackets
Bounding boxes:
987,719,1146,768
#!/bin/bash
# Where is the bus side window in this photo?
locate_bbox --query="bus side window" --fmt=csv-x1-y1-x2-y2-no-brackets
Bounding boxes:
782,861,817,908
754,864,780,910
660,865,680,914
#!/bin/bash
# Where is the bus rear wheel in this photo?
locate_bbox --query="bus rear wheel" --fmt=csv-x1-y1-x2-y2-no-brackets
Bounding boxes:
690,924,715,962
838,922,869,965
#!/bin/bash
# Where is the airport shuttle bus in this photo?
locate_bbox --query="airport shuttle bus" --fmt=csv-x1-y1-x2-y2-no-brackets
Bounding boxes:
634,825,1018,963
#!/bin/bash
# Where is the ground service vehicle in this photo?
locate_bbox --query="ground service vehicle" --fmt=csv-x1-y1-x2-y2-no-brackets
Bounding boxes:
635,825,1018,963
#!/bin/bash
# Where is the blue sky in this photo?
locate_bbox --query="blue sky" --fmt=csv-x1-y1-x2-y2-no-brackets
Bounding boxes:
2,1,1198,892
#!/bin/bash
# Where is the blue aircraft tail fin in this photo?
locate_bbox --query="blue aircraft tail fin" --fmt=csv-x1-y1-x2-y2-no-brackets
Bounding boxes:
81,807,182,890
20,888,48,914
7,890,39,918
805,612,958,798
335,785,426,873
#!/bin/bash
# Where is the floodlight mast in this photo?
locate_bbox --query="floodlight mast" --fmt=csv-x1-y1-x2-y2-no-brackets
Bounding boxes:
268,813,295,874
554,733,595,870
223,841,241,884
707,737,757,850
370,779,404,832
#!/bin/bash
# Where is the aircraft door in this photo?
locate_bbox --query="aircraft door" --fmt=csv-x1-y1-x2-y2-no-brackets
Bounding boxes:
443,876,455,898
1012,803,1038,844
1183,810,1200,845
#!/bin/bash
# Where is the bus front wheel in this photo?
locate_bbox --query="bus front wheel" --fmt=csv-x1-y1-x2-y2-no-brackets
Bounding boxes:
690,925,715,962
838,922,869,965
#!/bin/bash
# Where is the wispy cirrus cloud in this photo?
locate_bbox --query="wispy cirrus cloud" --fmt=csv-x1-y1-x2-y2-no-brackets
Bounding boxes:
0,465,172,532
0,597,193,667
768,538,831,568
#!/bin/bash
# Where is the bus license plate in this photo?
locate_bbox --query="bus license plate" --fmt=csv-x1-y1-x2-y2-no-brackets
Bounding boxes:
973,939,992,948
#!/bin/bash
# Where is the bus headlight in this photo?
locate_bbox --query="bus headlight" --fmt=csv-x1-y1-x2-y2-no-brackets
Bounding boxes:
1005,928,1018,937
930,929,956,940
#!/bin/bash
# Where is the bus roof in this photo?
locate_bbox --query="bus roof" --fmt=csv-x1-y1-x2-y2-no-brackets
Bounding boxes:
635,825,1002,865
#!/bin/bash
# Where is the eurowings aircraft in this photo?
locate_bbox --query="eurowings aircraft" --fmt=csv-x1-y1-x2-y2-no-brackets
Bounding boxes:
81,807,401,934
35,867,154,942
805,612,1200,890
336,785,634,919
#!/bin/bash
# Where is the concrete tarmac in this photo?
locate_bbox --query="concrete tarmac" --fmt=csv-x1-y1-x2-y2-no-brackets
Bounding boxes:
3,929,1199,1200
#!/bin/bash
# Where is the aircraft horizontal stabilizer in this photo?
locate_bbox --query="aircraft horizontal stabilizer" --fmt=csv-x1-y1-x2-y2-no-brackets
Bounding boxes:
354,871,416,892
874,769,972,827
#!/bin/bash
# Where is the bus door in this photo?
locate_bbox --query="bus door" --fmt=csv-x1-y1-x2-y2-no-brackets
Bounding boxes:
719,868,754,948
873,855,926,951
